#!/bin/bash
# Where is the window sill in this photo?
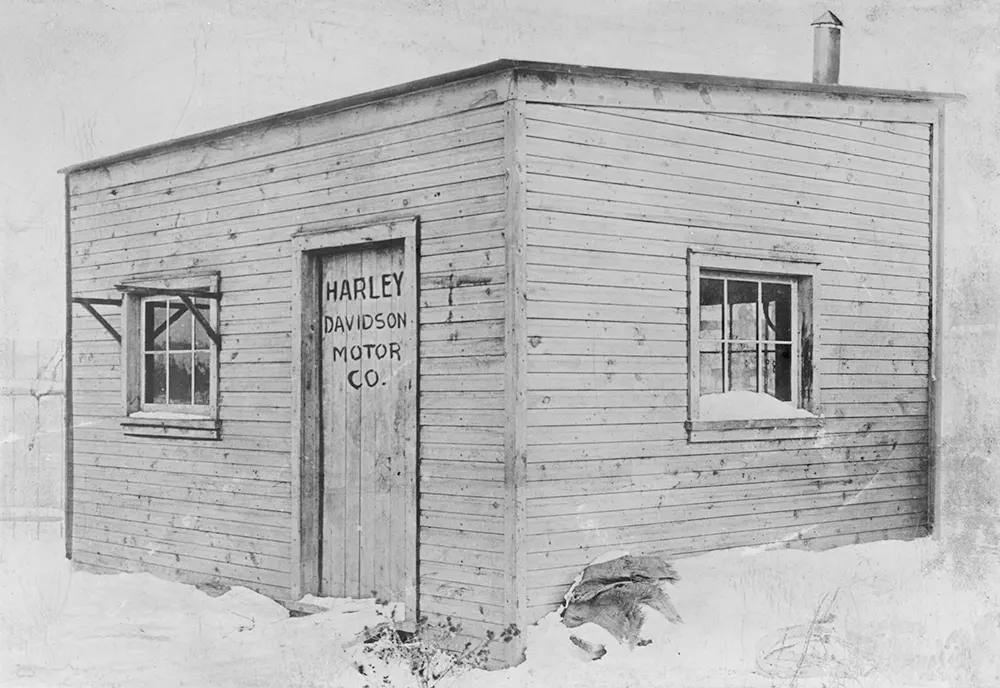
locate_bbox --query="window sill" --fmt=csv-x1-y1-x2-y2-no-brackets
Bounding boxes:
685,416,825,443
121,415,221,440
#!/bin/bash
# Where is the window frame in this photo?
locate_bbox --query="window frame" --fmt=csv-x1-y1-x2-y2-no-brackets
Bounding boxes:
119,271,221,440
686,249,822,441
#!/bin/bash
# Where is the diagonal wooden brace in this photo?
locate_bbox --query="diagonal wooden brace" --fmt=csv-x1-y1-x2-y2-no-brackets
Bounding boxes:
178,294,221,349
72,298,122,344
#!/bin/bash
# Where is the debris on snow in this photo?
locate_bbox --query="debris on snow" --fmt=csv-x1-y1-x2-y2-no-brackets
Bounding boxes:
4,533,1000,687
560,553,682,655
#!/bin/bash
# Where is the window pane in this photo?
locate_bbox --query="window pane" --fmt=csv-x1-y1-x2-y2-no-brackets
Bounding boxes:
727,280,758,340
193,299,212,350
699,344,723,394
145,301,167,351
144,354,167,404
761,282,792,342
699,278,724,339
168,301,193,350
728,342,758,392
763,344,793,402
168,353,192,405
193,352,211,405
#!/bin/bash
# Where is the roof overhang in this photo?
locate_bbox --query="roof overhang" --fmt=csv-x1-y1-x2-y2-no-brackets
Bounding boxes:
58,59,965,175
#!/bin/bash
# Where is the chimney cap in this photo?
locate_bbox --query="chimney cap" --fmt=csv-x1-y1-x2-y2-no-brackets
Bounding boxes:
811,10,843,27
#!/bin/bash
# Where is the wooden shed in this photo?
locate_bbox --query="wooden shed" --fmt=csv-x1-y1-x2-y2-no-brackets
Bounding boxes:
61,54,959,660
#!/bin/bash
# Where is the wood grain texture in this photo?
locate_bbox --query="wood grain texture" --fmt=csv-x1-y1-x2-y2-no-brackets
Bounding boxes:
522,101,933,611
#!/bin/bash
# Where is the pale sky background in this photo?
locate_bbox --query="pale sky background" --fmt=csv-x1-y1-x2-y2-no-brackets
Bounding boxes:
2,0,999,546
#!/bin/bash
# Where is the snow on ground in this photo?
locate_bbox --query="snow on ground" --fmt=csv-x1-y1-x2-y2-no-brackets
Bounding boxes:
2,532,999,688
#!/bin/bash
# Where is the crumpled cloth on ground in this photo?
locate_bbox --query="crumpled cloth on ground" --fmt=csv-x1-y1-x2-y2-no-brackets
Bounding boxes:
560,554,682,650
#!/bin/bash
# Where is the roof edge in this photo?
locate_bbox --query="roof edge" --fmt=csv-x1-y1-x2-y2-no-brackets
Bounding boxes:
59,59,965,176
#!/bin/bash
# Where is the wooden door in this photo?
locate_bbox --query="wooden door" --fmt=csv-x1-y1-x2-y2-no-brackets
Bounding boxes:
319,240,415,600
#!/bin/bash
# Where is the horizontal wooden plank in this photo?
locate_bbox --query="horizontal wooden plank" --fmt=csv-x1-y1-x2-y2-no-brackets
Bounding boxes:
527,422,683,445
819,344,928,361
73,500,290,545
526,319,684,342
420,444,505,463
526,428,927,463
420,495,505,518
72,156,505,242
526,104,930,193
525,125,928,214
421,356,505,376
420,409,506,428
71,185,505,279
73,438,289,465
420,390,505,410
420,374,505,392
72,426,291,453
528,502,926,571
527,493,927,553
74,486,292,529
526,372,686,392
73,517,291,571
527,282,683,308
71,549,289,599
821,118,929,143
420,477,505,500
420,458,503,482
76,473,290,513
526,458,923,500
528,468,924,518
419,544,504,572
528,173,927,245
821,359,928,375
420,320,506,342
526,355,687,375
75,463,289,499
527,443,925,482
746,114,930,154
527,200,929,273
528,389,686,409
72,533,289,588
527,406,686,427
694,112,929,167
74,117,506,222
420,339,507,360
419,561,504,589
528,300,686,326
419,577,506,607
420,527,504,553
69,72,511,194
420,511,505,535
75,451,290,482
529,263,687,292
528,153,928,229
583,106,930,179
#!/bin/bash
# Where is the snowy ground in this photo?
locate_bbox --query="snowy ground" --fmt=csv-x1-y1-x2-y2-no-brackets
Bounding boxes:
2,531,998,688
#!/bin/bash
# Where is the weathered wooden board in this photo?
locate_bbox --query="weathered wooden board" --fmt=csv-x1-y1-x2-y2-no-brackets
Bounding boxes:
521,100,932,593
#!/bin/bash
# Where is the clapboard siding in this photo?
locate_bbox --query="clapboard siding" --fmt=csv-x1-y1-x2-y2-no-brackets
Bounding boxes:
68,92,510,611
522,102,932,616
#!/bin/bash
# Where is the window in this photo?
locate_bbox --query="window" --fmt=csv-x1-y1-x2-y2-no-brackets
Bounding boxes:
119,272,221,439
141,296,214,410
687,250,821,441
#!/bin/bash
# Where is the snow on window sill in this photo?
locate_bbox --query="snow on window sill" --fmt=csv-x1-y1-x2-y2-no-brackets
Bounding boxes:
121,412,220,440
687,391,824,443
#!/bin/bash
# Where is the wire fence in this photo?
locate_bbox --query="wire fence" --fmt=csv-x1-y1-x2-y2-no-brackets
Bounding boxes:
0,338,65,542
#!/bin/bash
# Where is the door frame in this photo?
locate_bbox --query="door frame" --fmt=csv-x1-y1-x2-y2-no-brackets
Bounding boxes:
290,216,419,618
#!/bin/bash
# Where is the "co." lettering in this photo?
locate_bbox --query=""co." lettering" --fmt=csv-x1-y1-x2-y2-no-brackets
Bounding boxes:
347,369,382,390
